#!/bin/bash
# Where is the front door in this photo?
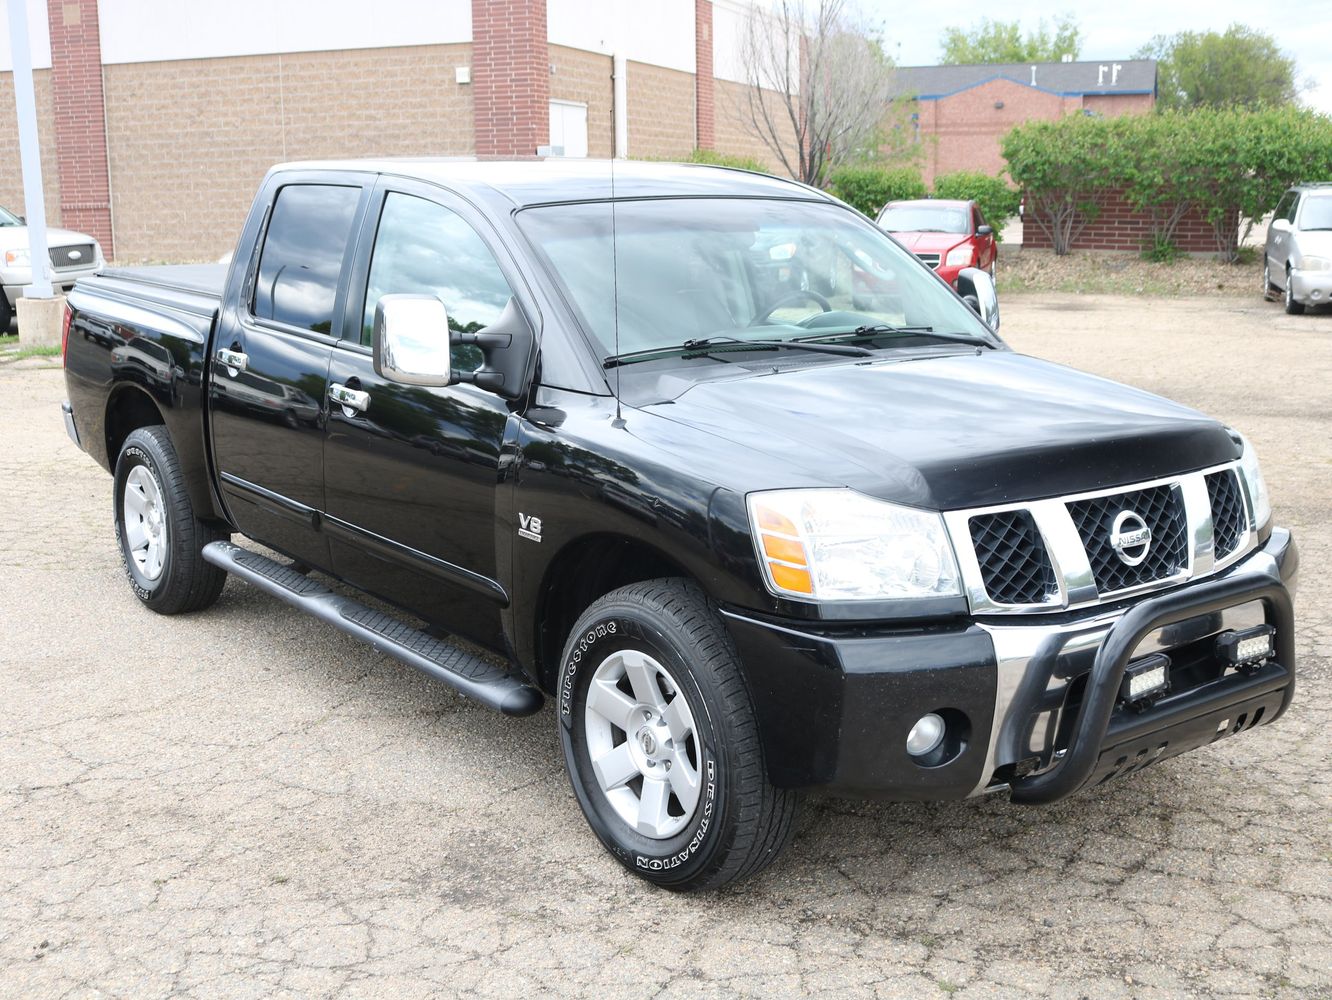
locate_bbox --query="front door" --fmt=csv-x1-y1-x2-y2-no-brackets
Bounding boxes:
322,185,522,647
211,180,366,569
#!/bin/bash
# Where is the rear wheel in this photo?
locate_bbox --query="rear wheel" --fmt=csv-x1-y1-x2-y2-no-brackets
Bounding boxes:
114,426,229,614
1284,266,1305,315
0,292,12,334
1262,259,1277,302
558,579,798,891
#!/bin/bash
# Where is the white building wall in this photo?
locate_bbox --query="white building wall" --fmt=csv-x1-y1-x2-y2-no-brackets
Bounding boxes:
0,0,52,71
547,0,694,73
95,0,472,64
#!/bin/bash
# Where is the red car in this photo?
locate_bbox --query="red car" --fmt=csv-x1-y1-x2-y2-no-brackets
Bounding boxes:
876,199,997,288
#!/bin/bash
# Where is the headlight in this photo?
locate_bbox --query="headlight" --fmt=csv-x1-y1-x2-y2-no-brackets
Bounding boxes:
1298,255,1331,271
945,244,974,267
747,489,961,601
4,248,30,266
1235,433,1271,530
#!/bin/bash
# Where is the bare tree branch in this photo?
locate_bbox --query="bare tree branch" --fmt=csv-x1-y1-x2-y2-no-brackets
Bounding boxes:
734,0,896,186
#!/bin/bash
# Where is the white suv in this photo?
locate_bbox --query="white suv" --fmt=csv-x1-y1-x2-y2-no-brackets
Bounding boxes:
1263,183,1332,315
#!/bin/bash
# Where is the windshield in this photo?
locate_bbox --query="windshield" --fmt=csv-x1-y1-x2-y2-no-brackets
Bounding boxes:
1300,195,1332,231
0,206,22,227
519,198,996,361
877,205,970,234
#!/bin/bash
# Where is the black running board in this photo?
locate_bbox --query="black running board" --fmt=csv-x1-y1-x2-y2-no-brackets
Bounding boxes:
202,541,543,717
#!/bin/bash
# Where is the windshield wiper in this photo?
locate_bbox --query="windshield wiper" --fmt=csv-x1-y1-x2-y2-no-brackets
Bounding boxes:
604,336,873,367
796,325,994,348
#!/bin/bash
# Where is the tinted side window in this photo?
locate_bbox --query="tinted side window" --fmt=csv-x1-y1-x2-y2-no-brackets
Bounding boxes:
1272,193,1294,223
1285,195,1301,223
253,184,360,333
361,192,515,372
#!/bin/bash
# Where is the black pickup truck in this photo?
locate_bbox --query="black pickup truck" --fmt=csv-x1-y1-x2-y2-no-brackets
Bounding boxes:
61,160,1297,891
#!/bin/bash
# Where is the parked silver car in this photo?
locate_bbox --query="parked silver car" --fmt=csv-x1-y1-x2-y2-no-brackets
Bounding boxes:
1263,183,1332,315
0,205,106,331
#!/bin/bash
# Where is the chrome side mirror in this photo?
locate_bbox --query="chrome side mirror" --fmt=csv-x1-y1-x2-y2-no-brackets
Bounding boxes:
957,267,1000,332
373,294,455,387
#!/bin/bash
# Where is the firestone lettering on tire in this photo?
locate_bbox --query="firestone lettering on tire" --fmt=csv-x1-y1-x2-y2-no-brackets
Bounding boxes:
635,759,717,871
559,620,618,718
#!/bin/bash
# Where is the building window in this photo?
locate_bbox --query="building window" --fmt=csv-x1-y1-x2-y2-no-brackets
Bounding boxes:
549,100,589,158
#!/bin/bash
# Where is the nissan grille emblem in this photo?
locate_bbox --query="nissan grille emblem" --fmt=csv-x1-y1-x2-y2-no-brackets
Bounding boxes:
1110,510,1152,566
68,249,82,260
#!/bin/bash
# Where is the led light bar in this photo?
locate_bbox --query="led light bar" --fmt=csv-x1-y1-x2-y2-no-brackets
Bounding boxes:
1216,625,1276,670
1120,652,1171,706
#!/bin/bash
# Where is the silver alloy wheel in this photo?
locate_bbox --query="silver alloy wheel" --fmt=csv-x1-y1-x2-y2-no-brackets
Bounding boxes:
1286,271,1295,309
123,464,168,582
1263,260,1271,296
583,649,702,840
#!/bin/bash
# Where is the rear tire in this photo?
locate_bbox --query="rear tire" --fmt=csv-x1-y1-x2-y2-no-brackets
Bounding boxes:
1284,267,1305,315
0,293,12,334
1262,259,1277,302
557,579,798,891
114,426,229,614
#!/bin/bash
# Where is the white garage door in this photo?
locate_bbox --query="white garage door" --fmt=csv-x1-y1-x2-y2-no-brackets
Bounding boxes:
549,100,589,158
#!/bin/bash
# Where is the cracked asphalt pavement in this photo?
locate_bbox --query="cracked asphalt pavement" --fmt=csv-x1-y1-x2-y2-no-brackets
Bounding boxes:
2,294,1329,998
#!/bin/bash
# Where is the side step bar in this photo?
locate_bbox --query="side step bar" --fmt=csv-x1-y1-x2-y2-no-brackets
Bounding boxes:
202,541,543,717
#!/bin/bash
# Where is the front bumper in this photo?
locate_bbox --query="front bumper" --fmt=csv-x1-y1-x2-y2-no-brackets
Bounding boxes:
721,527,1297,802
1290,268,1332,306
3,264,101,304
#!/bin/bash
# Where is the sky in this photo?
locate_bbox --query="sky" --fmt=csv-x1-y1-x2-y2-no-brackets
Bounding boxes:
860,0,1332,113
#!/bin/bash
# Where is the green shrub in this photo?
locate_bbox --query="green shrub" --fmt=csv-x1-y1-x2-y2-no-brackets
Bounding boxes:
931,171,1021,239
681,148,772,174
827,166,927,217
1142,233,1183,262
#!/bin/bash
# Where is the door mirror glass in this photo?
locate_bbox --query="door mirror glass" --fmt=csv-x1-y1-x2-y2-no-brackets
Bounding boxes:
373,294,455,387
956,267,1000,332
1270,218,1292,233
976,224,994,237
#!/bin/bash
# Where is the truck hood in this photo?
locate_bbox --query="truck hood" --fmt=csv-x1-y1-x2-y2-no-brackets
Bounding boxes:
0,226,99,251
643,350,1237,510
890,231,969,255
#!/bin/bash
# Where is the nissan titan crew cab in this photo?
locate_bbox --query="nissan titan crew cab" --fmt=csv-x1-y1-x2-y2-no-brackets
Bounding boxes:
61,161,1298,891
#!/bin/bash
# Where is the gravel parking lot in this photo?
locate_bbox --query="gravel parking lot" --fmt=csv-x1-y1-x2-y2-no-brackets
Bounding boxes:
2,294,1329,999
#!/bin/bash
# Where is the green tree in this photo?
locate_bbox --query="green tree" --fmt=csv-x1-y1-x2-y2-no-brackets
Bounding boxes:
827,166,926,217
1138,25,1300,110
939,15,1080,65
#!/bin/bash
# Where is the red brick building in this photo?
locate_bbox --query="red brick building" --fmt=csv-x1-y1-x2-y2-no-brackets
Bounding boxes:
892,60,1157,187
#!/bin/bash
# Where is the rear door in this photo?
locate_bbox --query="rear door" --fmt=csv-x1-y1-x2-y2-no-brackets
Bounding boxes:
321,179,526,647
210,176,368,569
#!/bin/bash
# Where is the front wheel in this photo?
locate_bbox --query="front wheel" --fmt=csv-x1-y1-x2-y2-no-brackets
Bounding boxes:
114,425,229,614
1284,267,1305,315
1262,259,1277,302
557,580,798,891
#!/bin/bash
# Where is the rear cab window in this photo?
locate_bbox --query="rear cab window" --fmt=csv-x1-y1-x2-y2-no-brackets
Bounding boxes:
252,183,361,334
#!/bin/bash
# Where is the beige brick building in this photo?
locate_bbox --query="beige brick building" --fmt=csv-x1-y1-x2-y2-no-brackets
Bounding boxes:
0,0,790,262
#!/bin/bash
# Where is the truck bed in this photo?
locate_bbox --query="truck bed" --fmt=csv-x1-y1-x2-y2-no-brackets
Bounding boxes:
83,263,226,320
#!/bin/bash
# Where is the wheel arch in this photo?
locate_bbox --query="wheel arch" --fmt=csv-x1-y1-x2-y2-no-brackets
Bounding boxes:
105,383,166,464
532,532,702,693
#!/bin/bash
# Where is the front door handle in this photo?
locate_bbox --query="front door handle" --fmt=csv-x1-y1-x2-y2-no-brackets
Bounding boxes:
215,348,248,376
329,382,370,414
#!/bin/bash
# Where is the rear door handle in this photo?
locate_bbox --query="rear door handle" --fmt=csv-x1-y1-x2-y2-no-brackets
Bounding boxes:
215,348,248,376
329,382,370,414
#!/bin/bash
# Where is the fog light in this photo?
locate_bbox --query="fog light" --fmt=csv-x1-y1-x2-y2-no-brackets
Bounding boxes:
1120,652,1170,706
906,713,946,757
1216,625,1275,670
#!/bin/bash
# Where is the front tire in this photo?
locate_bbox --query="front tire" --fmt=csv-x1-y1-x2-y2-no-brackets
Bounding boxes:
557,579,798,891
1284,267,1305,315
114,426,229,614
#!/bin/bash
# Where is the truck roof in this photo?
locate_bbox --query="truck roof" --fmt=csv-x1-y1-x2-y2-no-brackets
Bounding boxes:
266,157,827,209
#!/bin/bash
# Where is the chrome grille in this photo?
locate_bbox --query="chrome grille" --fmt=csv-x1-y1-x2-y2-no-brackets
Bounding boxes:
945,462,1257,616
1207,469,1247,560
1067,484,1189,594
50,244,94,269
915,252,941,269
969,510,1057,606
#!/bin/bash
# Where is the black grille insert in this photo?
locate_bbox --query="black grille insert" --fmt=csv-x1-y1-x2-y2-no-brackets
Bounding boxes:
1068,484,1188,595
1206,469,1248,560
969,509,1057,605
